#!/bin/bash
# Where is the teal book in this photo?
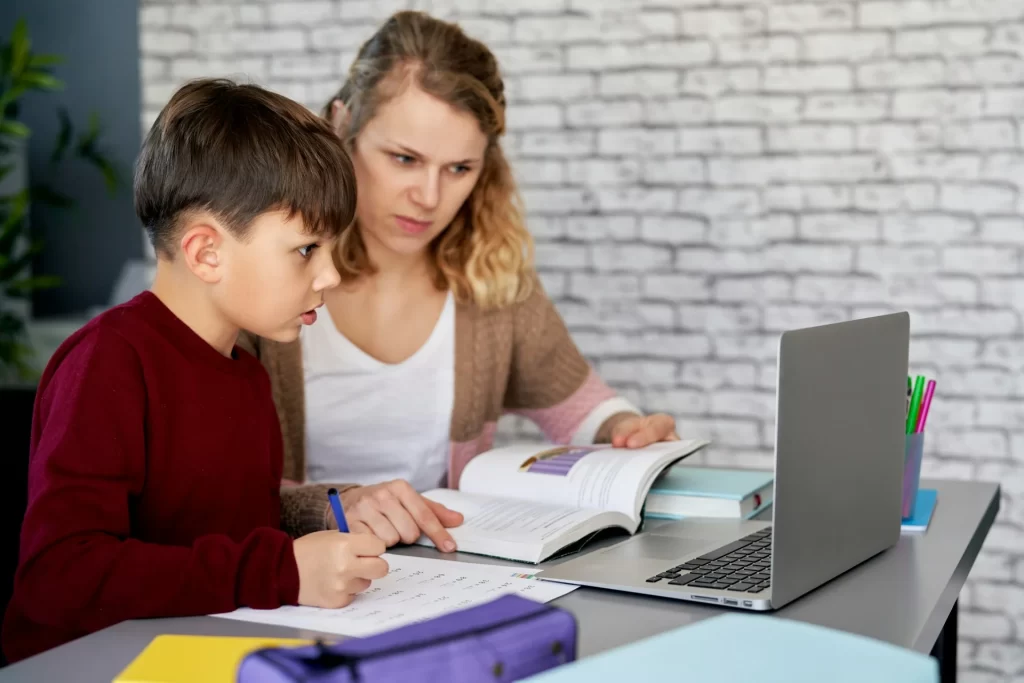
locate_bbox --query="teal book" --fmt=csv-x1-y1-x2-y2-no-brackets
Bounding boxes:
643,466,774,520
523,613,938,683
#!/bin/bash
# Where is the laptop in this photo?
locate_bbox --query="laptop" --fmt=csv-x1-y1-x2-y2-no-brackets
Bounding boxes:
539,312,910,611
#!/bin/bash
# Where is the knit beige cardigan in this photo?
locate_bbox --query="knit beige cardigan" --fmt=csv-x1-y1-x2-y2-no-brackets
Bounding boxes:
239,278,638,537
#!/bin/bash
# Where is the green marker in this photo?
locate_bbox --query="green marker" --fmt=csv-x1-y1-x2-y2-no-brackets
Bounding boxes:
906,375,925,434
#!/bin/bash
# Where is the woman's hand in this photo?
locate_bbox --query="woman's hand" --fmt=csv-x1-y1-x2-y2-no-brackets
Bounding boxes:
334,480,464,552
610,413,680,448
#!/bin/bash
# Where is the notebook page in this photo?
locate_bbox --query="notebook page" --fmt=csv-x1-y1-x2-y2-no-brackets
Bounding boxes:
213,553,576,637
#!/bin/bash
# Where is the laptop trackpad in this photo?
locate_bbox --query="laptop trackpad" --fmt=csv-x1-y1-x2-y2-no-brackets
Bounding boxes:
601,533,720,562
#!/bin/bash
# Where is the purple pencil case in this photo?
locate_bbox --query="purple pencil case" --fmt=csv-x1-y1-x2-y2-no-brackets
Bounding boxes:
235,594,577,682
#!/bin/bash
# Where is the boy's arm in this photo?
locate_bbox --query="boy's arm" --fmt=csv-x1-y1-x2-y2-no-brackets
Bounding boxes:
12,330,299,637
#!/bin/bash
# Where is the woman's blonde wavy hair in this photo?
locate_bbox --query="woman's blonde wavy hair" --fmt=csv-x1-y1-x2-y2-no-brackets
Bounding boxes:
322,10,534,309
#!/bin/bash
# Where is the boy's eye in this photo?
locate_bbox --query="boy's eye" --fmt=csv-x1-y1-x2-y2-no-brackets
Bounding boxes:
298,243,319,258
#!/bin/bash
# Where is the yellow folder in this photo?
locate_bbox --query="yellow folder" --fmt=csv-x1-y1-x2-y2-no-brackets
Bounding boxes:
113,634,313,683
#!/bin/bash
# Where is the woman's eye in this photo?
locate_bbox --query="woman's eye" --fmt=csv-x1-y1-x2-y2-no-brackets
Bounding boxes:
393,153,415,165
451,164,471,175
298,244,319,258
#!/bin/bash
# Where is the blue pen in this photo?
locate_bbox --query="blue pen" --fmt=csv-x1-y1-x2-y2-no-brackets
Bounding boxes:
327,487,349,533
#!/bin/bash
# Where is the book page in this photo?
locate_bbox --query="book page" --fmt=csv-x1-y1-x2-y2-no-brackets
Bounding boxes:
419,489,630,563
457,440,708,521
213,553,577,637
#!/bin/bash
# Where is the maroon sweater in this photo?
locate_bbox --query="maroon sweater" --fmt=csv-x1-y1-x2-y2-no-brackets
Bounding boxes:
2,291,300,663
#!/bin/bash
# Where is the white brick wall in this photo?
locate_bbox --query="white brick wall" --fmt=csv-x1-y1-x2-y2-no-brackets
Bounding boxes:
139,1,1023,676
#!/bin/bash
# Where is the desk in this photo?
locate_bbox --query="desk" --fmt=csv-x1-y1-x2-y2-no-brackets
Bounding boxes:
0,478,999,683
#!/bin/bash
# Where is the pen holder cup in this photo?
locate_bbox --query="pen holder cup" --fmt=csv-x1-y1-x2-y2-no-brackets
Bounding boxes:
902,432,925,520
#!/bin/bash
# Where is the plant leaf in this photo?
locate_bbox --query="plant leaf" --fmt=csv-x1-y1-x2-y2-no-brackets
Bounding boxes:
0,119,30,138
0,306,36,382
0,240,44,281
100,158,119,195
76,112,102,152
0,336,39,382
30,183,74,209
9,18,30,78
7,274,61,295
28,53,63,68
51,107,73,163
88,111,101,140
0,311,26,336
0,43,11,82
17,70,63,91
77,128,121,195
83,153,119,195
0,84,29,116
0,188,30,257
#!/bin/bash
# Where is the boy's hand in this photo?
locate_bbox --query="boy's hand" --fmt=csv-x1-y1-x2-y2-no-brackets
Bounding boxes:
293,531,388,609
334,480,464,552
610,413,680,448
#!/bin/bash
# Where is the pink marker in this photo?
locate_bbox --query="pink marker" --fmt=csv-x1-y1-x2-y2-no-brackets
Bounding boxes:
915,379,936,433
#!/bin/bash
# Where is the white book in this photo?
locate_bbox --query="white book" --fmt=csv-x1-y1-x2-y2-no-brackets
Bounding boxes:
417,439,709,564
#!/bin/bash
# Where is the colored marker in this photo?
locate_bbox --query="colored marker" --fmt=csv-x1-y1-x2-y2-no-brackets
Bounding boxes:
906,375,925,434
915,380,936,433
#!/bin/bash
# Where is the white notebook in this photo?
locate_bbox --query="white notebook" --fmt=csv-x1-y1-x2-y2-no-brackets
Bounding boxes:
212,553,576,638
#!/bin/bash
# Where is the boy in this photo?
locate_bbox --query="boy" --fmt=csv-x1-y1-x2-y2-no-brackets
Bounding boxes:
2,78,387,663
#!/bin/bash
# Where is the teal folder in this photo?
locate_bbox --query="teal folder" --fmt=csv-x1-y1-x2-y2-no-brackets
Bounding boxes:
524,614,938,683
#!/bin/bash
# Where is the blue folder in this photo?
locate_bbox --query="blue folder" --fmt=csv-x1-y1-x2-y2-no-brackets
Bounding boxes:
901,488,937,532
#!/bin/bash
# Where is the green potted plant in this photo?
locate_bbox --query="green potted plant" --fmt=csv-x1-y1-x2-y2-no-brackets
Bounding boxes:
0,17,119,383
0,21,122,637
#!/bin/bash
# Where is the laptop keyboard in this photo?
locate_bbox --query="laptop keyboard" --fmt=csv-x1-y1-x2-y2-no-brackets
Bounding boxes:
646,527,772,593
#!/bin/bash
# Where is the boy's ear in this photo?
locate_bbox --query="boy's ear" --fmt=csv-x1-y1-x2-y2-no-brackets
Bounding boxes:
330,100,350,138
180,220,225,283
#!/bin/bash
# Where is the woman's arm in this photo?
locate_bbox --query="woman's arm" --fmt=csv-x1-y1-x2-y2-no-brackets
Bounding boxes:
280,483,357,538
280,481,463,551
505,275,678,447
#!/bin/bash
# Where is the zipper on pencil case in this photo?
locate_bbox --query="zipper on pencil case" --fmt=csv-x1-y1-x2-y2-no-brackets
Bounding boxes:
252,603,569,676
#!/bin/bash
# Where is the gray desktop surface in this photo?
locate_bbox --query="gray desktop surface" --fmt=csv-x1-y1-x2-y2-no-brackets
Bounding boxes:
0,478,999,682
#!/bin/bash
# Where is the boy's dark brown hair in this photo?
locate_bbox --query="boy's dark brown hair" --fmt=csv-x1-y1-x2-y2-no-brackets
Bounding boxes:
135,78,357,258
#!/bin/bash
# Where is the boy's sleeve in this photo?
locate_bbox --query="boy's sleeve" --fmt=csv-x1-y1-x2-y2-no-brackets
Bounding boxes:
12,329,300,637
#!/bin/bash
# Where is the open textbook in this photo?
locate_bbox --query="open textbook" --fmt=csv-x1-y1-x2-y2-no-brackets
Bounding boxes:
419,439,709,564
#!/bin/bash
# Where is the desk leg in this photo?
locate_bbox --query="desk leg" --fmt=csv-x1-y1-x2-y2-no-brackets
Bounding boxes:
931,599,958,683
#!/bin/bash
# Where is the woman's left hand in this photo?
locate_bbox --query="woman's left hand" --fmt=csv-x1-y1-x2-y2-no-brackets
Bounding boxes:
610,413,679,448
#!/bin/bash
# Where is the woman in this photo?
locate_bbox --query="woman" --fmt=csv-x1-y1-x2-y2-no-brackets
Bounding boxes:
247,10,681,552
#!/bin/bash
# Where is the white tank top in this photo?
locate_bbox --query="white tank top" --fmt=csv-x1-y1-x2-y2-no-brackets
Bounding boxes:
300,292,455,492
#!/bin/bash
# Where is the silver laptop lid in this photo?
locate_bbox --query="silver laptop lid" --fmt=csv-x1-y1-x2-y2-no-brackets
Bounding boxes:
769,312,910,609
